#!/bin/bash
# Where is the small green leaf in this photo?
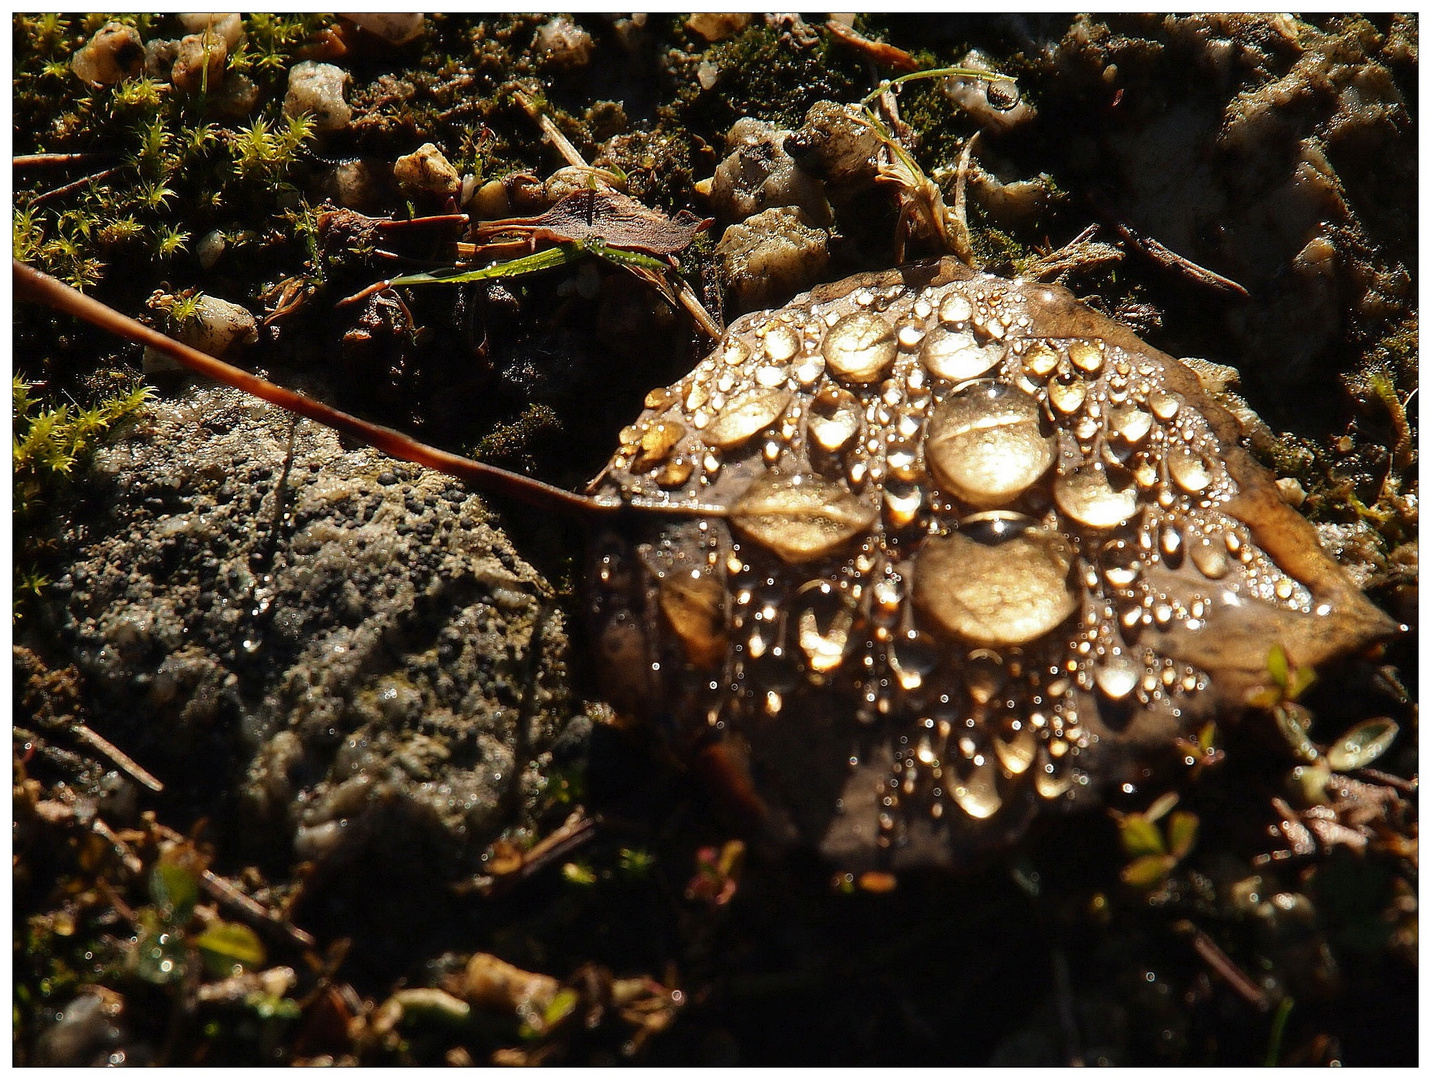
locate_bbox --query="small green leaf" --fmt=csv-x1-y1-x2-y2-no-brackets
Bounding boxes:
1245,686,1280,709
194,920,265,976
1287,664,1318,701
561,861,597,886
1273,703,1321,763
1121,853,1176,889
1197,722,1218,754
518,986,580,1040
1119,814,1166,859
244,991,302,1021
543,986,579,1029
617,846,655,876
1265,643,1290,690
1325,718,1399,772
150,860,199,924
1290,761,1333,806
1166,810,1199,861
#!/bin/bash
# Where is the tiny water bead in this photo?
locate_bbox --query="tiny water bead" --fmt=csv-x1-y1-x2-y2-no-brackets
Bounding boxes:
588,256,1396,872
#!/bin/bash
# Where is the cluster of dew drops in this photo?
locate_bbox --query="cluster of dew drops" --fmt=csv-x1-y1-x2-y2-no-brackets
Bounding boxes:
598,271,1317,823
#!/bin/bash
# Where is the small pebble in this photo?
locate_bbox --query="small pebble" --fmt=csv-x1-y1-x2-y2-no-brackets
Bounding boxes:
144,295,258,373
196,230,226,270
171,30,227,94
318,159,395,214
341,13,425,45
284,60,351,133
394,142,461,198
468,178,512,219
709,117,830,226
208,70,260,119
71,21,144,88
534,17,593,71
715,204,830,312
176,13,245,49
685,12,751,43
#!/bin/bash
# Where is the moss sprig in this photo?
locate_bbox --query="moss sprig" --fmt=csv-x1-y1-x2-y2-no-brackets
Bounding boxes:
14,375,152,618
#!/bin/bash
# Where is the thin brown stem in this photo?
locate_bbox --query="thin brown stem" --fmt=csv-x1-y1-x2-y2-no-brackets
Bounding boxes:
14,152,108,167
14,259,610,519
72,724,164,792
30,166,125,206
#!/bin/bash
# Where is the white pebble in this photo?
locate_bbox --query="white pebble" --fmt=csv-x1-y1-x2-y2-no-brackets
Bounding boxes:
284,60,351,133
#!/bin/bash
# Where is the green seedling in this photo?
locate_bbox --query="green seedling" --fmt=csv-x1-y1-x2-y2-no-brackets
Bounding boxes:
1117,792,1199,890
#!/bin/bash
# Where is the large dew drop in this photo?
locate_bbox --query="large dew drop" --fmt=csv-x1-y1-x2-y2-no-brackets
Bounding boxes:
794,580,857,673
911,515,1080,647
763,323,801,362
951,755,1002,819
632,419,685,470
1110,403,1154,443
919,326,1003,382
1168,447,1213,493
1093,652,1140,700
1034,744,1075,799
703,387,791,449
729,473,877,563
821,311,897,384
925,381,1056,508
1190,536,1231,579
1054,464,1140,529
889,630,939,691
993,718,1038,775
807,386,861,453
938,291,974,326
658,570,728,668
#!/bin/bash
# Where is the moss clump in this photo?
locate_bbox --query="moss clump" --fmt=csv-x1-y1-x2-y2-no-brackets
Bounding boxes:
12,13,335,300
14,375,151,617
680,20,866,132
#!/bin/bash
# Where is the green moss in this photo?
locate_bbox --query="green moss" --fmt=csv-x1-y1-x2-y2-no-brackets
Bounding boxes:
687,21,866,132
14,374,151,617
13,13,327,292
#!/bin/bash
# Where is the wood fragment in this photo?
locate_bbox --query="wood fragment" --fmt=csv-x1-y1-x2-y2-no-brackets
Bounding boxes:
15,260,605,519
1104,215,1250,296
949,133,979,265
90,817,145,876
30,166,124,206
514,89,588,170
1350,767,1417,795
1174,919,1271,1010
478,812,598,898
15,152,108,167
824,19,920,71
371,212,469,232
73,723,164,792
623,261,723,340
201,869,318,952
1024,224,1128,283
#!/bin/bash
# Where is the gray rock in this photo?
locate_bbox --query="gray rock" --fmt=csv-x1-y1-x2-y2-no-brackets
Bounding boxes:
31,383,581,875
